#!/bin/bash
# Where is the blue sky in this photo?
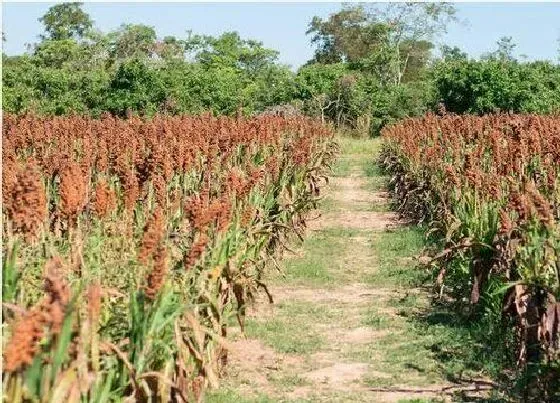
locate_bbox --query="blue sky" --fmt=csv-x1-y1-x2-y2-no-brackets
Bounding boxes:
2,2,559,68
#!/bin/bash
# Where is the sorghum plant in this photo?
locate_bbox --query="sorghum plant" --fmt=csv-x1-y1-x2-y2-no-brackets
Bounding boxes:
382,113,559,400
2,113,337,402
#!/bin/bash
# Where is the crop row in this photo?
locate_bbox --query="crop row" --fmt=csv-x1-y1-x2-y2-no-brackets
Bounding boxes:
381,113,559,399
2,114,336,402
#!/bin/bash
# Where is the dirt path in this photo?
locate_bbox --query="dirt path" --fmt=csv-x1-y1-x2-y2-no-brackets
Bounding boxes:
208,138,495,403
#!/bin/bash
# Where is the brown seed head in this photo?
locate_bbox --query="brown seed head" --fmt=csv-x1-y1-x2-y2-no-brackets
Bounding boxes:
93,178,117,218
43,256,71,334
7,160,47,241
144,244,168,300
3,257,71,372
59,162,87,222
184,233,209,270
3,309,47,372
138,207,165,265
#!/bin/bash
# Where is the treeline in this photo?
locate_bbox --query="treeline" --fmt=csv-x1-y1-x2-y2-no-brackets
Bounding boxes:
2,3,295,117
3,3,560,134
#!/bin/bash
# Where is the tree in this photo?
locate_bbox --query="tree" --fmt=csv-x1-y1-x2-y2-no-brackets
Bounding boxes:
39,2,93,41
109,24,157,61
249,65,296,111
431,58,560,115
106,58,165,116
307,4,456,86
295,63,347,121
368,2,457,85
398,39,434,82
302,3,456,134
482,36,517,62
2,55,41,113
155,36,185,60
33,39,82,68
440,45,468,61
495,36,517,61
306,6,391,64
186,32,279,76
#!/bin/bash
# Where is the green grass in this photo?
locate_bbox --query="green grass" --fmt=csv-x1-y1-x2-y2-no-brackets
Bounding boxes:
245,303,325,355
353,343,445,388
278,300,343,321
365,227,428,288
345,220,510,395
279,227,360,286
357,221,510,394
361,308,391,330
315,209,492,389
348,322,446,387
368,203,391,213
331,157,351,177
243,301,339,356
206,389,276,403
320,185,390,213
331,136,383,179
363,159,389,192
410,303,513,381
362,375,395,388
328,137,510,397
282,258,333,285
363,157,382,177
337,136,381,156
389,293,420,310
317,194,339,213
267,373,310,391
245,319,323,355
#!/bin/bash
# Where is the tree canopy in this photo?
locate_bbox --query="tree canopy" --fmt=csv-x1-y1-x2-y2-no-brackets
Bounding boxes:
39,2,93,41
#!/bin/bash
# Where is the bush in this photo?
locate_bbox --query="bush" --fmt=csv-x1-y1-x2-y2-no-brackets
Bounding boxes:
105,58,166,117
432,59,560,115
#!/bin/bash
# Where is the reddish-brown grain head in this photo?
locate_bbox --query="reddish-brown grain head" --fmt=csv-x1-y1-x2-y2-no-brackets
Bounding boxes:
6,160,47,241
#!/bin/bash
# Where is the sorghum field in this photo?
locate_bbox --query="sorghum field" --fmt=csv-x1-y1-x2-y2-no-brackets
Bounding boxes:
4,3,560,402
382,114,560,400
3,113,560,402
1,114,335,401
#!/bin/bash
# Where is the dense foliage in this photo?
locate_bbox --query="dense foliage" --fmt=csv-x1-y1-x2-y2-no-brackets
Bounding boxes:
382,114,560,400
1,113,335,401
432,59,560,115
1,31,297,118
